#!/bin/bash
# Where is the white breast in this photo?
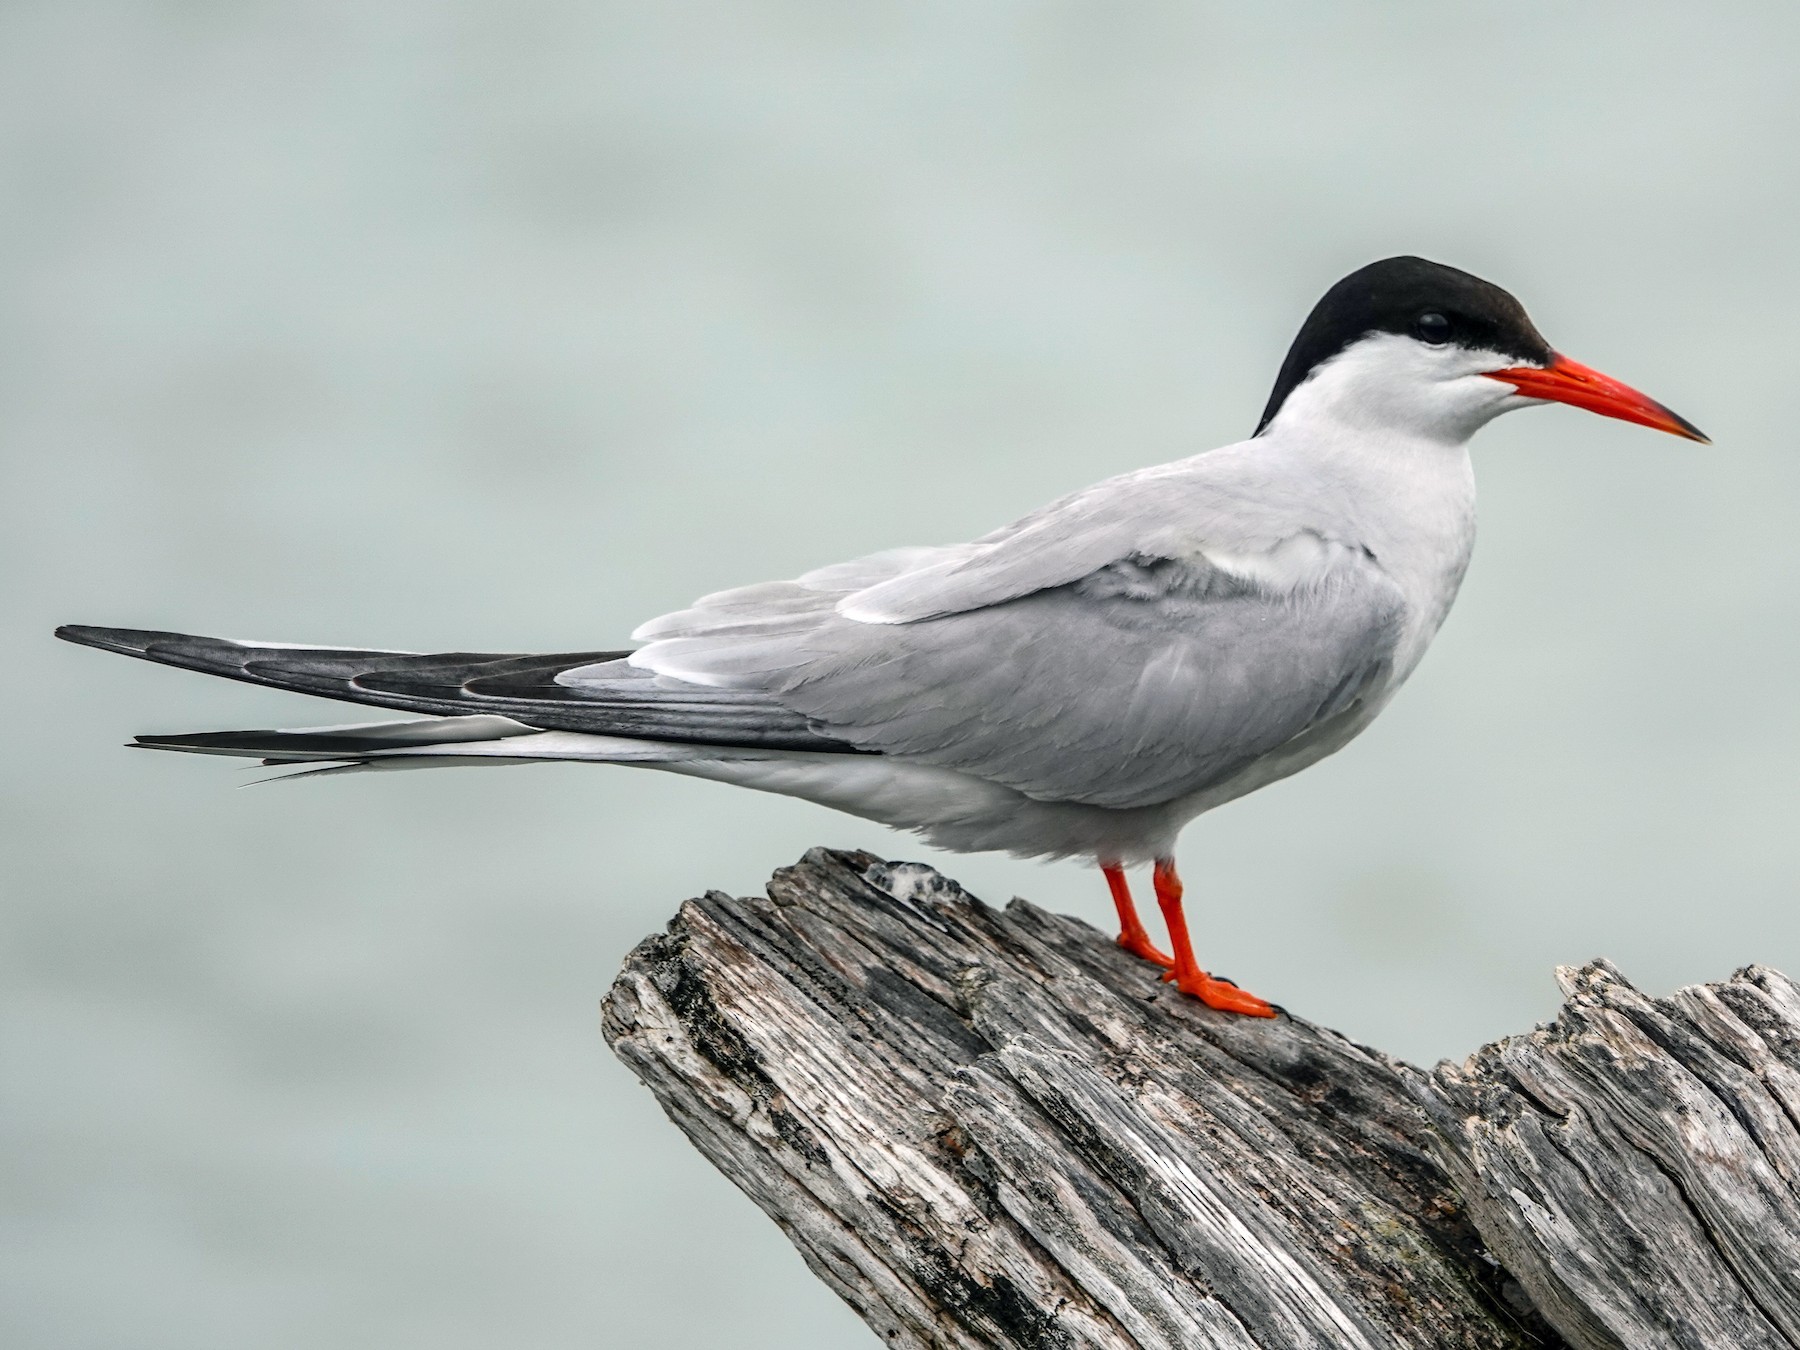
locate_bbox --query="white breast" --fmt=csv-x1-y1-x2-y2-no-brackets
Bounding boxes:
1351,445,1477,680
1256,418,1478,683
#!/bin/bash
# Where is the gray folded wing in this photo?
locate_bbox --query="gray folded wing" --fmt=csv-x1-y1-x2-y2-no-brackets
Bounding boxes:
610,538,1407,810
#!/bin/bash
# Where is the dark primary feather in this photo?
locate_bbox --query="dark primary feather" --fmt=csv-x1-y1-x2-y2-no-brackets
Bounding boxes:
54,625,862,753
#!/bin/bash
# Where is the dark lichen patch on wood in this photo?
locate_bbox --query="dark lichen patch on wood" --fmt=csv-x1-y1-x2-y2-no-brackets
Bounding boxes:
605,851,1798,1350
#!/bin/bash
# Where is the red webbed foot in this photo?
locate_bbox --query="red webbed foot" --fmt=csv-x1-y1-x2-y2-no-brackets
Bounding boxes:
1116,930,1175,968
1160,966,1277,1017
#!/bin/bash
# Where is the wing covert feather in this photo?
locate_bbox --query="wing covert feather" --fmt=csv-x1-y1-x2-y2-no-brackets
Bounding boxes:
832,451,1322,624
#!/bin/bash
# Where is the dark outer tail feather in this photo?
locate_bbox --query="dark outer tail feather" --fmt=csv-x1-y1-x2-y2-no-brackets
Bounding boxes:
130,714,541,762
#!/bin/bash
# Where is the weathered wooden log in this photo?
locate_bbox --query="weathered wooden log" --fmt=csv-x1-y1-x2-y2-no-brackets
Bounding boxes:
601,848,1800,1349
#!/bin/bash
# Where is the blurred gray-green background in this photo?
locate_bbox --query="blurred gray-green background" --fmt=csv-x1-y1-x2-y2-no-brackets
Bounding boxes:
4,4,1796,1346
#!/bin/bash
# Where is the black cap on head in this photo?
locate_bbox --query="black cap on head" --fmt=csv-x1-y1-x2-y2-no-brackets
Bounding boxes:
1255,256,1553,434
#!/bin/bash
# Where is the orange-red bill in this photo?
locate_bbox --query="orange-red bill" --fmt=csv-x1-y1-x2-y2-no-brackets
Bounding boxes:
1486,353,1709,443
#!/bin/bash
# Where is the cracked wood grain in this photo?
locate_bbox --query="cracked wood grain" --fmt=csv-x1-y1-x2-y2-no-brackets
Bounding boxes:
601,849,1799,1349
1414,959,1800,1350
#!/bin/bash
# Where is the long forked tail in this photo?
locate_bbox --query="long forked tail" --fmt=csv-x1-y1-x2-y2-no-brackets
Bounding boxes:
55,624,861,775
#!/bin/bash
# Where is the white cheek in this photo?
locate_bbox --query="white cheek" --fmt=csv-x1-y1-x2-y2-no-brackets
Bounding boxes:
1265,334,1540,445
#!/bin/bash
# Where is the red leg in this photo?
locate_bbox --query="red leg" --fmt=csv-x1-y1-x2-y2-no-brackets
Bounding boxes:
1153,858,1276,1017
1103,863,1173,967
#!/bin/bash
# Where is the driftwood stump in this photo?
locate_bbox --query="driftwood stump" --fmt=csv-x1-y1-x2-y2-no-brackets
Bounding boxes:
601,848,1800,1349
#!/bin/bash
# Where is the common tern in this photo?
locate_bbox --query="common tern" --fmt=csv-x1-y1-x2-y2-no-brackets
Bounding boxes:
58,256,1707,1017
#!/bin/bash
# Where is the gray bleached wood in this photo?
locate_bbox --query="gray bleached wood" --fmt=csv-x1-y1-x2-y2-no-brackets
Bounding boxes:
1414,959,1800,1349
601,849,1800,1349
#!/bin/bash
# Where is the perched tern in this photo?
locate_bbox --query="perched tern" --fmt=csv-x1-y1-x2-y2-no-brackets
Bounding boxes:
59,257,1706,1016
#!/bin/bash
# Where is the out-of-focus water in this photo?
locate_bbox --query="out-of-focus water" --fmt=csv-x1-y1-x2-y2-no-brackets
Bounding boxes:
4,4,1796,1346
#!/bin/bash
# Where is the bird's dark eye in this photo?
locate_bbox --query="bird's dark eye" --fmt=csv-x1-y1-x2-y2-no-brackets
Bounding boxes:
1414,312,1452,345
